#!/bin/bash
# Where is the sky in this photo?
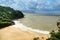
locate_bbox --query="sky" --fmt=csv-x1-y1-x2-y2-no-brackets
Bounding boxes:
0,0,60,15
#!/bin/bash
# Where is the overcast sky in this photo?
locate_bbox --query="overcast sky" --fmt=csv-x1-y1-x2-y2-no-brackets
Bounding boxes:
0,0,60,14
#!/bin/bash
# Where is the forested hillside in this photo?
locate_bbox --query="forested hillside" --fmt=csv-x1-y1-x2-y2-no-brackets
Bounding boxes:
0,6,24,29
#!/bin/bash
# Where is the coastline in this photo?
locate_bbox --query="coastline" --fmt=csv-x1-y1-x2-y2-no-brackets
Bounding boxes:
12,20,50,34
0,20,50,40
0,25,50,40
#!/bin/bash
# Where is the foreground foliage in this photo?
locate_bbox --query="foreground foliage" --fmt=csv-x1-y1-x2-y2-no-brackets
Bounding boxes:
33,37,39,40
46,31,60,40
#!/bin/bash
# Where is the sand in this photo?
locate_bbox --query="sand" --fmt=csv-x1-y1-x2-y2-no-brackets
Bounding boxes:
0,20,50,40
0,26,50,40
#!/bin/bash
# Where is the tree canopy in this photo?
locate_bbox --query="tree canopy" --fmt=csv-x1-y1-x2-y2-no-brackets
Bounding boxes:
0,6,24,29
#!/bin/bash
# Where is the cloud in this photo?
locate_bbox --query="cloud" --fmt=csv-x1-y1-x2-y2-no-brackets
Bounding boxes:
0,0,60,13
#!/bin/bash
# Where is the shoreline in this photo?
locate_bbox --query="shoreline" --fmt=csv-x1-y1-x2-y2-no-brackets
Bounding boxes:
12,20,50,34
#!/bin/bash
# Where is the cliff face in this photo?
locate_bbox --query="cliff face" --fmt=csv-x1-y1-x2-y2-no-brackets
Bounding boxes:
0,6,24,29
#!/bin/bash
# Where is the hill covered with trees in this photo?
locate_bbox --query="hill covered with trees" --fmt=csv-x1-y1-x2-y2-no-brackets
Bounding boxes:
0,6,24,29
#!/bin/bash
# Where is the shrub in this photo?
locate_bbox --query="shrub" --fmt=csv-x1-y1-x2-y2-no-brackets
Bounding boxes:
46,30,60,40
33,37,39,40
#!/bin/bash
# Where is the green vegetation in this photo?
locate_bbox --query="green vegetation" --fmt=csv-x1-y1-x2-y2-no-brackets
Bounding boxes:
0,6,24,29
0,6,24,20
46,30,60,40
33,37,39,40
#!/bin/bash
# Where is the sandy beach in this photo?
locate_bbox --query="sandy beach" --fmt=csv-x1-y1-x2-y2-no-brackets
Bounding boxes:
0,20,50,40
0,26,50,40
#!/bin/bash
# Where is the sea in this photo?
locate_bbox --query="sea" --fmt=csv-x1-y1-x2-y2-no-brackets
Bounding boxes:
19,13,60,31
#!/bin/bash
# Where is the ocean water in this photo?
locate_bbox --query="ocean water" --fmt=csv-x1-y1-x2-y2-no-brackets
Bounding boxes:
20,13,60,31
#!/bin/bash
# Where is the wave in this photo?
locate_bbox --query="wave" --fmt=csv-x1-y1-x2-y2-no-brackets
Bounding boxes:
12,20,50,34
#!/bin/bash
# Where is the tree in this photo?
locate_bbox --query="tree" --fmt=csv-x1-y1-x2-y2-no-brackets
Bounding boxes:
0,6,24,29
